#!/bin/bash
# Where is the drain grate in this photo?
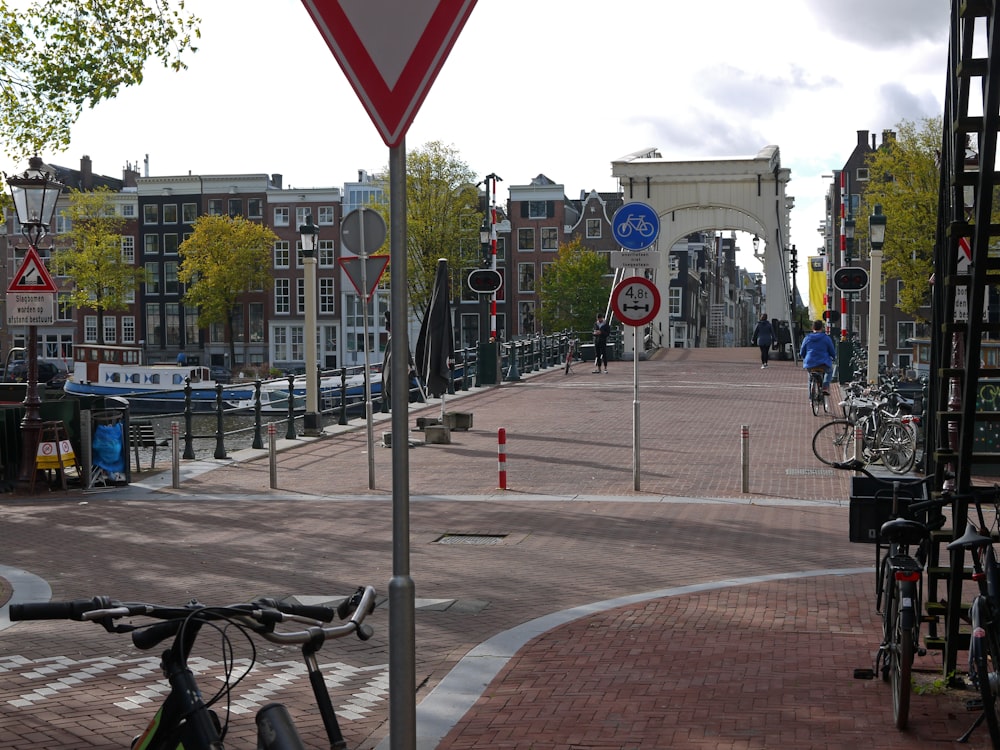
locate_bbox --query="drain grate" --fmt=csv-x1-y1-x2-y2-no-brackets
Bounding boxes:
786,468,835,476
435,533,506,545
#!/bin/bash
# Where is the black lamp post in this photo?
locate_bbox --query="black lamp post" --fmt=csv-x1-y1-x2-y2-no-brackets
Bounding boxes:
867,204,887,383
299,215,320,436
6,156,63,485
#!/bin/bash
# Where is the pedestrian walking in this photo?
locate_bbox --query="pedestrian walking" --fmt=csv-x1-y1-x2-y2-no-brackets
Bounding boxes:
751,313,775,368
593,313,611,373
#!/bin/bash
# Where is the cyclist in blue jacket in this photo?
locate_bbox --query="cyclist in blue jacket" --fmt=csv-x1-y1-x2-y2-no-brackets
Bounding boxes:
800,319,836,394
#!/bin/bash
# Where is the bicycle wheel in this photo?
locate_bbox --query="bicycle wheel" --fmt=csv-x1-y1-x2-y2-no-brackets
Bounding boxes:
969,597,1000,745
879,421,917,475
810,377,821,416
890,582,913,729
812,419,854,465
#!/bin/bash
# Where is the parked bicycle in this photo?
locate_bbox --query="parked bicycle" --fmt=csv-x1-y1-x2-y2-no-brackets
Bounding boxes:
808,366,829,416
839,460,949,729
945,488,1000,746
9,585,377,750
564,336,578,375
812,387,916,474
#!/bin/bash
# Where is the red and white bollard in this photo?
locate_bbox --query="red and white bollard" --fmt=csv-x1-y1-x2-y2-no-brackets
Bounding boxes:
498,428,507,490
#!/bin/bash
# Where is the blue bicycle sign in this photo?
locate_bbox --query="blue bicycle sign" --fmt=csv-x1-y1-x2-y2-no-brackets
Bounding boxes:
612,202,660,251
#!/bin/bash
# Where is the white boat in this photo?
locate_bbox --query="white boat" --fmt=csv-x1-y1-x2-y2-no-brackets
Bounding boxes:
63,344,254,414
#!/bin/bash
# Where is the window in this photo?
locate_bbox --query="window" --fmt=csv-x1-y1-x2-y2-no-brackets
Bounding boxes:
274,240,290,268
228,198,242,217
144,234,159,255
586,218,601,239
541,227,558,251
295,207,312,228
122,316,136,344
519,301,535,334
230,306,245,342
146,304,161,347
898,321,915,350
249,303,264,342
291,326,304,361
274,278,290,313
518,262,535,293
54,210,72,234
121,236,135,264
528,201,547,219
103,316,117,344
84,315,98,343
273,327,288,361
57,293,73,321
163,204,178,224
145,262,160,294
495,236,506,261
320,278,336,313
182,203,197,223
274,207,290,226
143,204,158,224
857,168,870,181
669,255,680,275
208,199,223,216
297,278,305,314
669,287,682,316
518,228,534,251
163,234,179,255
247,198,263,219
210,321,225,344
122,203,136,218
319,239,335,267
164,262,179,294
185,305,199,346
318,206,335,225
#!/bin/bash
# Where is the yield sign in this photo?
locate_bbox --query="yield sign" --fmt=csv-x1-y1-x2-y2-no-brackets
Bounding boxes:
339,255,390,301
7,246,58,293
301,0,478,146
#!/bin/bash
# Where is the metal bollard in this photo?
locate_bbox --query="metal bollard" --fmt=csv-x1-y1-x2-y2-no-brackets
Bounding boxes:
268,423,277,489
171,421,180,489
214,384,228,459
741,424,749,493
183,379,195,459
498,427,508,490
338,367,349,425
285,374,297,440
251,379,263,449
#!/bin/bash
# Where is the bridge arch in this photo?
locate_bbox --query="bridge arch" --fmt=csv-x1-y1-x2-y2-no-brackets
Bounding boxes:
610,146,794,352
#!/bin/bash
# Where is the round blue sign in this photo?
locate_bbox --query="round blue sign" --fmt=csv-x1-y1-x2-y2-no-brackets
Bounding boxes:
611,202,660,251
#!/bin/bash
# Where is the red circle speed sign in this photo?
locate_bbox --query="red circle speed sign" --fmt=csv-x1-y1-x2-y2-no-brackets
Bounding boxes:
611,276,660,327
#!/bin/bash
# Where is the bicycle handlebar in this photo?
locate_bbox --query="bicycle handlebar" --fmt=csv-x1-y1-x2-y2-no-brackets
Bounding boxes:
10,586,378,645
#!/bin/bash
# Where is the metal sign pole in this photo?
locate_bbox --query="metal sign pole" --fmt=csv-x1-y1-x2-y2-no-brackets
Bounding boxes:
358,207,376,489
633,322,640,490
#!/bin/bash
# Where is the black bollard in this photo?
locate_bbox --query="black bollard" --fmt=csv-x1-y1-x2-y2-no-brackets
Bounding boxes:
183,378,195,459
285,374,297,440
251,379,263,449
460,348,469,391
214,383,228,459
338,367,349,425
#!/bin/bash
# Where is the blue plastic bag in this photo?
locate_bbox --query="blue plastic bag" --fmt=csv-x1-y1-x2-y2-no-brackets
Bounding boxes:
92,422,124,473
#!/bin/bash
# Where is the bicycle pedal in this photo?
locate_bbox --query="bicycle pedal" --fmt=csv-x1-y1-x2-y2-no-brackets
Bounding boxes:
854,668,875,680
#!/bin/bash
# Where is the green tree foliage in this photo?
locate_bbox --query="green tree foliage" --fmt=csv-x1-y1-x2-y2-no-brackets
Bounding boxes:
0,0,199,157
858,117,940,317
52,187,147,344
538,239,612,332
178,215,275,364
374,141,481,322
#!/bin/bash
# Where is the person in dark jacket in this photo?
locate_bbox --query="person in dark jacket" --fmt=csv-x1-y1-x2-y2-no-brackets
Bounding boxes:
750,313,775,368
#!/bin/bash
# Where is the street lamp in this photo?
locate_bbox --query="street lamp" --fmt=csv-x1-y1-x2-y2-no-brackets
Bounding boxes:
867,204,887,384
299,215,321,436
6,156,63,485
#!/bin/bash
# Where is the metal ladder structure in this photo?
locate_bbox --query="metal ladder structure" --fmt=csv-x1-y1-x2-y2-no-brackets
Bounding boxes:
928,0,1000,676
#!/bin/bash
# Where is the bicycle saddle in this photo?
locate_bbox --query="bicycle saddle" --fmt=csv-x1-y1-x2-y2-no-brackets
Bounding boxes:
947,522,992,551
880,518,928,546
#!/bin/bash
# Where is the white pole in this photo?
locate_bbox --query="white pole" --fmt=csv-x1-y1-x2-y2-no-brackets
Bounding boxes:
867,249,882,384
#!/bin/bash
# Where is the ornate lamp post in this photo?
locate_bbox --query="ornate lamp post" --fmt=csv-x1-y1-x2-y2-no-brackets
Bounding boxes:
867,204,887,383
6,156,63,484
299,215,321,436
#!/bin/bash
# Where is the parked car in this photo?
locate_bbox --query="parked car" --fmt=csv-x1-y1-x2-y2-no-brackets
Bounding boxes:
210,366,232,384
5,360,69,387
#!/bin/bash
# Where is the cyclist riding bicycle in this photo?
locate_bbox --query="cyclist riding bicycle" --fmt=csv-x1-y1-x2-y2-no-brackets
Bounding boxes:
800,319,836,395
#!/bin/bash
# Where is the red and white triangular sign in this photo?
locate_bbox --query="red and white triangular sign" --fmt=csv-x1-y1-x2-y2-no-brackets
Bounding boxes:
300,0,477,147
7,246,58,293
339,255,390,301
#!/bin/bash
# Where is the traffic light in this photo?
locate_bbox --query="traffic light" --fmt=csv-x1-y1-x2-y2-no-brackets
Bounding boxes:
833,267,869,292
467,269,502,294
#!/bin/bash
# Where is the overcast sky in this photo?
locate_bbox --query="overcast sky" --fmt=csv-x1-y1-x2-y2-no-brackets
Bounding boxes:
37,0,950,285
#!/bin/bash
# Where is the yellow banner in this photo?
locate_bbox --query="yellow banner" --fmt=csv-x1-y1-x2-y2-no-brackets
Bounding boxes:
808,256,827,321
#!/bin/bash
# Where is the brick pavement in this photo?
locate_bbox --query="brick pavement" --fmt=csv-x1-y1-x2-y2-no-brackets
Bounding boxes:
0,348,987,748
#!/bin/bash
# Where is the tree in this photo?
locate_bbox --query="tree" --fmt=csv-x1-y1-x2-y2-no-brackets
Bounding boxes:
374,141,481,322
858,118,940,317
0,0,199,158
51,187,147,344
178,215,275,365
538,239,612,333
